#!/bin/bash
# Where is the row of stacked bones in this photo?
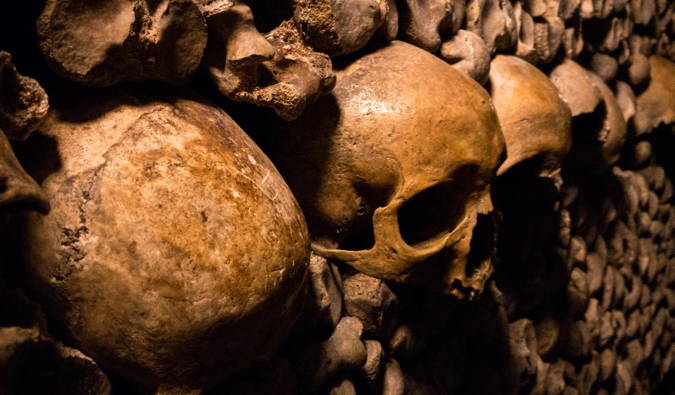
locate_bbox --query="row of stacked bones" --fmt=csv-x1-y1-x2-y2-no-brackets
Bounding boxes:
1,0,675,393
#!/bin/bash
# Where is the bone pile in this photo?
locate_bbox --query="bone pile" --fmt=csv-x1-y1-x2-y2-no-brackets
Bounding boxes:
1,0,675,394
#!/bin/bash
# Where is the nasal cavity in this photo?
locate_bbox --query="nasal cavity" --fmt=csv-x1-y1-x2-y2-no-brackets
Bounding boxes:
465,213,496,277
397,182,467,247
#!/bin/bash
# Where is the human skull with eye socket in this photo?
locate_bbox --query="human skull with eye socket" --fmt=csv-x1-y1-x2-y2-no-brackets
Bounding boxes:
273,41,505,299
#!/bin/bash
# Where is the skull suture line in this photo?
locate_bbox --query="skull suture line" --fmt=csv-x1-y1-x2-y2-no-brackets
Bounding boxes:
274,41,505,299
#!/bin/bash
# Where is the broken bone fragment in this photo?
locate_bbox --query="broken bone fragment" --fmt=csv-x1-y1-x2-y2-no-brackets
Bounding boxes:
292,0,389,55
204,14,336,120
37,0,208,86
0,52,49,141
7,89,310,393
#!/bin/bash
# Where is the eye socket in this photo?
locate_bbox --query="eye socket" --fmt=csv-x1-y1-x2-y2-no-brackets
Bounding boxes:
397,178,474,247
337,181,397,251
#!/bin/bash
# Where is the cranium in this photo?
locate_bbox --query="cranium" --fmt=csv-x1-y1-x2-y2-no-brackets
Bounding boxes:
6,89,309,393
548,59,627,171
273,41,505,299
488,55,572,178
201,1,336,120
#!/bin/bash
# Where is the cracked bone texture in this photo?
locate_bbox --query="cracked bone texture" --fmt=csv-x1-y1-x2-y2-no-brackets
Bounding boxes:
204,14,336,120
272,40,505,298
37,0,208,86
4,88,310,393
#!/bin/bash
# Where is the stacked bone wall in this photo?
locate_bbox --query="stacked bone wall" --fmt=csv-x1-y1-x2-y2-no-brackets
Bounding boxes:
1,0,675,394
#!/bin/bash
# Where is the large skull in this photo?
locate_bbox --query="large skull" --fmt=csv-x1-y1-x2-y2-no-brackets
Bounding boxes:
5,88,309,393
273,41,505,299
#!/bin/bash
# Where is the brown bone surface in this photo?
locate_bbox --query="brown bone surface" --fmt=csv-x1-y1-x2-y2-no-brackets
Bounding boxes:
6,89,309,394
634,56,675,135
488,55,572,177
274,41,505,298
37,0,208,86
0,52,49,141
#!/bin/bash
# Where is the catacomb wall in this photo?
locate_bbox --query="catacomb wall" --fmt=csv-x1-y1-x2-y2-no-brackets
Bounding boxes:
1,0,675,394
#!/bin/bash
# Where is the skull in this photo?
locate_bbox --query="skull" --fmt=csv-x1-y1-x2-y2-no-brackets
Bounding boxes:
487,55,572,314
273,41,505,298
548,59,627,172
488,55,572,178
6,88,309,393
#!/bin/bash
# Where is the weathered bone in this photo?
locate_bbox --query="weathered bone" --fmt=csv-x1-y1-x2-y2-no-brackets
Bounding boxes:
549,59,602,117
292,0,389,55
0,327,112,394
615,81,637,124
560,318,592,361
276,41,504,298
508,319,538,392
439,30,492,85
566,70,627,171
343,273,400,338
562,17,584,59
534,307,561,357
319,373,357,395
288,317,367,394
9,90,309,393
204,11,336,120
466,0,518,54
599,347,617,382
488,55,572,177
589,52,618,81
382,358,406,395
397,0,463,52
293,253,343,335
514,2,537,61
546,359,566,394
359,340,384,386
37,0,208,86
